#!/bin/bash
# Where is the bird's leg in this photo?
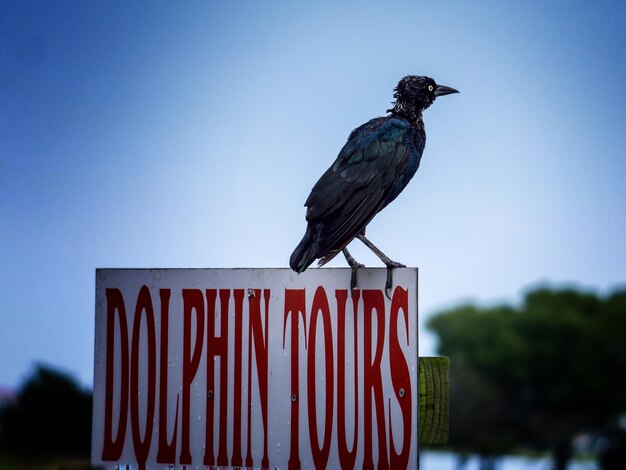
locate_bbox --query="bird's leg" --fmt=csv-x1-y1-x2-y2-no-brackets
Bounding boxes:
342,247,364,292
356,234,406,299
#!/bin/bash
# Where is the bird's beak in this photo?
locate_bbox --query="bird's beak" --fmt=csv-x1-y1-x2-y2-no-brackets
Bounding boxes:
434,84,459,97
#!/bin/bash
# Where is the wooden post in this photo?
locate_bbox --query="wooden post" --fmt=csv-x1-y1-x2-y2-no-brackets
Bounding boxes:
419,356,450,445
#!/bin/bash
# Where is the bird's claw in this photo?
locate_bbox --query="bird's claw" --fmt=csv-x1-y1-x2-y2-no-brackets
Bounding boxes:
350,262,364,294
385,269,393,299
343,247,364,295
384,261,406,300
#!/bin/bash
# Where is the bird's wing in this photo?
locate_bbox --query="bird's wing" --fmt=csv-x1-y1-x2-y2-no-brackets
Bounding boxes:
304,117,412,254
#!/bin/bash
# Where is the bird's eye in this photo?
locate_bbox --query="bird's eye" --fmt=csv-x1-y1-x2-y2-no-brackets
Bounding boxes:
428,85,434,92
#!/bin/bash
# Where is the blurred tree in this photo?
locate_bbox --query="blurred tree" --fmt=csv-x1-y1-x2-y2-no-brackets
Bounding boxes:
427,286,626,470
0,364,92,462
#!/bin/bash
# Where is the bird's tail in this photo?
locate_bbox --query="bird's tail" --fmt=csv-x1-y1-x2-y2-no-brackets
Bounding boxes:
290,227,317,273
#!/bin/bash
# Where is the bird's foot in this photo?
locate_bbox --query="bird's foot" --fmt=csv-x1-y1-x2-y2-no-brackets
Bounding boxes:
350,264,363,292
384,260,406,299
354,234,406,298
342,248,364,293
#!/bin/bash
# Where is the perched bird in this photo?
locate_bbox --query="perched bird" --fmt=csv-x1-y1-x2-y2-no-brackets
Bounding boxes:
290,75,458,296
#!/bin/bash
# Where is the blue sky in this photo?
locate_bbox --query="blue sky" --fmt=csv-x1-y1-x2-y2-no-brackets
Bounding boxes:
1,1,625,389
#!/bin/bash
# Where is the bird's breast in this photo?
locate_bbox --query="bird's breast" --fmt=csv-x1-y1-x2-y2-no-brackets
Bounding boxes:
388,125,426,200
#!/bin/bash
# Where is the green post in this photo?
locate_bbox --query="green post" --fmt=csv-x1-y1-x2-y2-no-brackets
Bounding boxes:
419,356,450,446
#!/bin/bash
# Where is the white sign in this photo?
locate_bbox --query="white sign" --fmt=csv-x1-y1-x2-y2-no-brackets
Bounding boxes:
92,268,418,469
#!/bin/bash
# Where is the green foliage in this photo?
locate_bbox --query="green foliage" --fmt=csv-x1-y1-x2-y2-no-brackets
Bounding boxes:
0,365,92,461
427,285,626,465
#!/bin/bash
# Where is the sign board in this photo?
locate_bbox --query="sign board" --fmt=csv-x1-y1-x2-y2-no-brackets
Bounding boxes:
92,268,418,469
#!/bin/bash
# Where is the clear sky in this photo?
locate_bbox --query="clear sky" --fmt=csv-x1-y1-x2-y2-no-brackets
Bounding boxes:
1,0,625,389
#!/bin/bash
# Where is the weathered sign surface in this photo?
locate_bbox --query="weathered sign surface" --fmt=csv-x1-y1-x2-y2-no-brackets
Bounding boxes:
92,268,418,469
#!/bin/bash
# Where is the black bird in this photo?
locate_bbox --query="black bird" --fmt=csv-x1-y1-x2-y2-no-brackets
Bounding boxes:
290,75,458,296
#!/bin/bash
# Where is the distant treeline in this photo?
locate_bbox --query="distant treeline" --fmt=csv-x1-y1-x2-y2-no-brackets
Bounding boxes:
0,365,92,464
428,285,626,470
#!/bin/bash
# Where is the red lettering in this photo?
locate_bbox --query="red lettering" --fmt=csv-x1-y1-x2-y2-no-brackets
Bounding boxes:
102,288,129,461
156,289,179,464
362,290,389,470
388,287,412,469
307,287,334,469
130,286,156,470
337,289,359,470
283,289,307,470
212,289,230,465
180,289,205,465
231,289,244,467
246,289,270,468
98,277,416,468
204,289,229,466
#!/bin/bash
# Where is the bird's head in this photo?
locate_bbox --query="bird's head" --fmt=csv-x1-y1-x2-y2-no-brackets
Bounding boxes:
389,75,459,119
